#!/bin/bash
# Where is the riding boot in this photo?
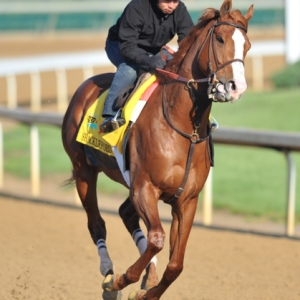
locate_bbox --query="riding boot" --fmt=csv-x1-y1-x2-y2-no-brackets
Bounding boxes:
100,113,126,133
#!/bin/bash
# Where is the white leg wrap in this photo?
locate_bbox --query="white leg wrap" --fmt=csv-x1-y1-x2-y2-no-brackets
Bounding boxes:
97,239,114,276
132,229,157,266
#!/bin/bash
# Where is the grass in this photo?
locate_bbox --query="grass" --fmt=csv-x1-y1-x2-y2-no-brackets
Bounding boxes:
2,87,300,222
210,87,300,132
3,125,69,177
2,124,128,196
209,87,300,222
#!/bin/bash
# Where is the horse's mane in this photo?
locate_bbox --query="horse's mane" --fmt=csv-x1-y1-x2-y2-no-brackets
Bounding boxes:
165,8,220,74
165,7,248,74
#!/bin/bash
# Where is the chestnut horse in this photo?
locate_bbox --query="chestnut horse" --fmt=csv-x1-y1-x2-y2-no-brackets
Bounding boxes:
62,0,253,299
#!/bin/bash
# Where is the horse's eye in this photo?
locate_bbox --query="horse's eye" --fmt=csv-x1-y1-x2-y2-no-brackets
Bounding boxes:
216,36,224,44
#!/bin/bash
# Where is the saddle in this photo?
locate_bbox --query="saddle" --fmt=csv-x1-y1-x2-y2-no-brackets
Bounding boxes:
115,72,152,110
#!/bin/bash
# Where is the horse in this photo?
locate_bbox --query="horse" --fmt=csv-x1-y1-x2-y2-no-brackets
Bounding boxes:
61,0,253,299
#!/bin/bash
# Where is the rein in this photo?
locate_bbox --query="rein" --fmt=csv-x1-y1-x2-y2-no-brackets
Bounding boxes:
162,85,208,143
163,20,247,205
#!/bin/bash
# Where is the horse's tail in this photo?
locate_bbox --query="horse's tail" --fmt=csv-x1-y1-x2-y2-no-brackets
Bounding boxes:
59,174,75,188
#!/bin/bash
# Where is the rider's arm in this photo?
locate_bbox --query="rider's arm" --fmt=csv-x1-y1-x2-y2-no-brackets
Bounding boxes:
175,2,194,43
118,3,151,66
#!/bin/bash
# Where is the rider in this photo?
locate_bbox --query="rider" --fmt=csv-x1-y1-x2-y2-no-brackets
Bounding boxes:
100,0,194,133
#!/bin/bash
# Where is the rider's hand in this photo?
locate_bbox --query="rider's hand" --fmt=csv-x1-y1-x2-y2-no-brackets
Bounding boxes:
147,56,167,72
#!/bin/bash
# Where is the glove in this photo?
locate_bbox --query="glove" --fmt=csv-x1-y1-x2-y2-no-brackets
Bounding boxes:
147,56,167,72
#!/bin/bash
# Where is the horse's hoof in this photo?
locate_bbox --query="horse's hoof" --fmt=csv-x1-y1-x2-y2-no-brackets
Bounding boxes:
102,274,115,292
128,289,146,300
102,290,122,300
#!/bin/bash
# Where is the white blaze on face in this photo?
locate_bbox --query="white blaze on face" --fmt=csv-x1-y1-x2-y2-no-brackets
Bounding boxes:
231,28,247,100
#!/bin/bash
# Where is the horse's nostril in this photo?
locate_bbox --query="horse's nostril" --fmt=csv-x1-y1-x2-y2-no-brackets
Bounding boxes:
230,80,236,91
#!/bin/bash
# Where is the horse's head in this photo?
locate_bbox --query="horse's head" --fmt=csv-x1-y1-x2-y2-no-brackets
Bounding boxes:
203,0,254,102
166,0,254,103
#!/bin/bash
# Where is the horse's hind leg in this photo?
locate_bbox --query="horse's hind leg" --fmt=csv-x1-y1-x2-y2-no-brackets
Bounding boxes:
118,198,159,290
73,164,122,300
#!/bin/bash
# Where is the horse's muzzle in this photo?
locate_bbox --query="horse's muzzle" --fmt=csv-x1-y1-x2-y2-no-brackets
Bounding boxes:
209,79,247,103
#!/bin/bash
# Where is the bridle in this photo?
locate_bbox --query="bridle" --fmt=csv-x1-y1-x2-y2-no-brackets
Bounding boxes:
157,20,248,94
159,18,248,143
162,19,248,204
205,21,247,77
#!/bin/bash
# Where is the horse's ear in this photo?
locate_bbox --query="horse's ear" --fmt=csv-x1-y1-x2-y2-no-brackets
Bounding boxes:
220,0,232,17
244,4,254,21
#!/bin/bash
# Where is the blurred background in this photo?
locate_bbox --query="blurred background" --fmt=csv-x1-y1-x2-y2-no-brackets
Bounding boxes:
0,0,299,235
0,0,294,104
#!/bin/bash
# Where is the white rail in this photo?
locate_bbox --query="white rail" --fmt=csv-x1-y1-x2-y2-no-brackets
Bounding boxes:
0,40,285,112
0,50,111,112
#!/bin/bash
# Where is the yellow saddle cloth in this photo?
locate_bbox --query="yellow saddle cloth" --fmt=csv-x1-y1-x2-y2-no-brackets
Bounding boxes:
76,74,158,156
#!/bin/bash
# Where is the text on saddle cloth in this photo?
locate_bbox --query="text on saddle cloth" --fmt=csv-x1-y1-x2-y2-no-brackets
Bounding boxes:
76,74,158,156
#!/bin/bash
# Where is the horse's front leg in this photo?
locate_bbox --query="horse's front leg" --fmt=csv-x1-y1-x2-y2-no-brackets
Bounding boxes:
137,197,198,300
102,185,164,293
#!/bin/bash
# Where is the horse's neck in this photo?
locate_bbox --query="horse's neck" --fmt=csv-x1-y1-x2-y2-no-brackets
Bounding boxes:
159,23,214,137
182,25,210,83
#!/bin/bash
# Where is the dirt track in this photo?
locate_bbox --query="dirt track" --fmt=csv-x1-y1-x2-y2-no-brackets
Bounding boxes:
1,196,300,300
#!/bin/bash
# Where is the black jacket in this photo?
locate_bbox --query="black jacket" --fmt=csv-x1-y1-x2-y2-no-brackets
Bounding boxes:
107,0,194,65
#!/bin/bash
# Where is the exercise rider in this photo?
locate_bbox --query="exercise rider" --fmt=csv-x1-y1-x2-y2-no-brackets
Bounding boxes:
100,0,194,133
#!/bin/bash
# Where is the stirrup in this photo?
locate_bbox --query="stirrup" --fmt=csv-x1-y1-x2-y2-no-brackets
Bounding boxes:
100,110,125,133
111,109,125,130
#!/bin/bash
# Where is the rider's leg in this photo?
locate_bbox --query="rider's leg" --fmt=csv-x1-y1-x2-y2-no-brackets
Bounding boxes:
105,39,125,68
100,62,139,132
102,62,139,117
100,39,139,132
